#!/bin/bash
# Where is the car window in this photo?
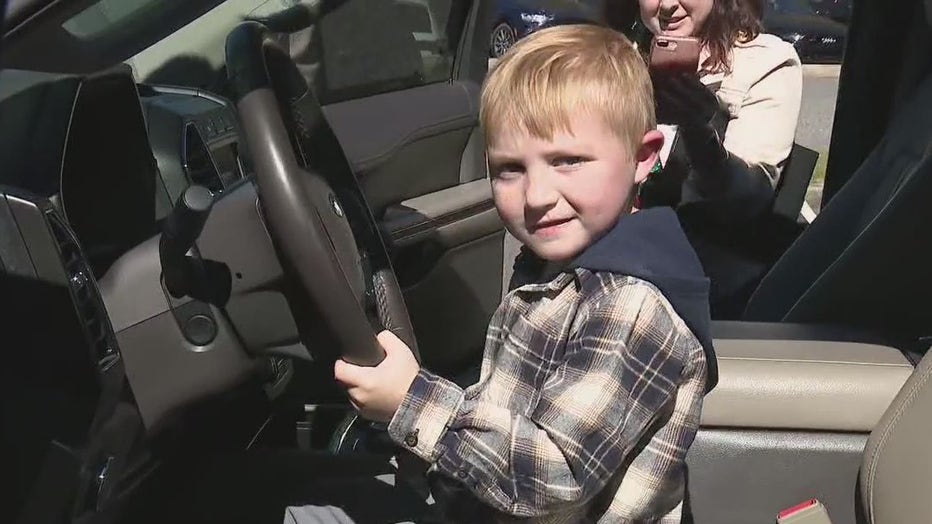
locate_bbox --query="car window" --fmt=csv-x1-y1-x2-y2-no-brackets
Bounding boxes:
123,0,463,105
397,0,436,34
301,0,460,104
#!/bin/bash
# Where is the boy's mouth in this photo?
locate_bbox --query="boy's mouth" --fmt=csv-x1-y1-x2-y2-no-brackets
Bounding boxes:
530,217,574,236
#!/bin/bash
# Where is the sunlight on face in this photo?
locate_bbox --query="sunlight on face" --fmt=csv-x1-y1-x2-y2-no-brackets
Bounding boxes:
487,116,653,262
639,0,714,38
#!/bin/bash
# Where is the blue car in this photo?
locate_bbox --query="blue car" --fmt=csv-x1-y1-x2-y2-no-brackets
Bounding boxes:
490,0,600,57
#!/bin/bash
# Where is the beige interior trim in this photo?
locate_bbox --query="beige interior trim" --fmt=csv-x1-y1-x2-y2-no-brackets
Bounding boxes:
383,179,500,248
390,179,491,221
702,339,913,432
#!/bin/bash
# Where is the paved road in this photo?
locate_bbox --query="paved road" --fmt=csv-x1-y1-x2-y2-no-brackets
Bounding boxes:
796,66,840,153
797,66,840,213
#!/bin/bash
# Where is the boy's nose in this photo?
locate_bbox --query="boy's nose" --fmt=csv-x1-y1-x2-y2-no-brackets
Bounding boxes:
524,170,560,211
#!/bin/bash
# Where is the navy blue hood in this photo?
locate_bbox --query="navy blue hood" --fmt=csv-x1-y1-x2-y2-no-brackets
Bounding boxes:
511,207,717,390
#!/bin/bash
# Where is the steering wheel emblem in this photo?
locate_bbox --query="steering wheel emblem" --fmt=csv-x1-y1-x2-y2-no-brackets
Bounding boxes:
329,194,345,218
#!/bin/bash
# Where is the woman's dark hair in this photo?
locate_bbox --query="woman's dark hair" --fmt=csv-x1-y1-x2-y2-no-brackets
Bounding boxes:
700,0,765,72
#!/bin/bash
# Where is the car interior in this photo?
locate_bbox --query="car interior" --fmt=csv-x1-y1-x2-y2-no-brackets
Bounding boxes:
1,0,931,523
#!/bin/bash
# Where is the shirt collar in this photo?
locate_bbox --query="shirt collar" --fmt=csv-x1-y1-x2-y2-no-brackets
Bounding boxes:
510,247,580,294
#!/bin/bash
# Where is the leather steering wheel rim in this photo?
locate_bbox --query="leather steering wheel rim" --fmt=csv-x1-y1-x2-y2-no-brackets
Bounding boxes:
224,21,418,365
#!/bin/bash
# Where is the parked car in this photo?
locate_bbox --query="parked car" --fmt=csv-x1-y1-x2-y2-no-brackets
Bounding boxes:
809,0,853,25
489,0,598,58
764,0,848,63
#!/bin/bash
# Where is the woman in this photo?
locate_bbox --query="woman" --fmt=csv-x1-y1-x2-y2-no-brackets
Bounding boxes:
630,0,804,316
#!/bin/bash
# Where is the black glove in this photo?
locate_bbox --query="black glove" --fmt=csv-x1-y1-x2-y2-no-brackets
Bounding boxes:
652,72,773,217
653,72,723,125
652,72,730,193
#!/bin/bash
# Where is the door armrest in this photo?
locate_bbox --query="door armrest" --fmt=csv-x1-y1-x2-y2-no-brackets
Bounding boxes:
381,179,498,248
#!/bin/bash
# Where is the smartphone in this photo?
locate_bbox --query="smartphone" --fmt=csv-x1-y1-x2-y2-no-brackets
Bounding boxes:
649,36,701,74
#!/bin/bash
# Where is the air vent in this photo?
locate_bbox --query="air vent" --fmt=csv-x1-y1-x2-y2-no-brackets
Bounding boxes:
183,123,223,193
46,211,119,371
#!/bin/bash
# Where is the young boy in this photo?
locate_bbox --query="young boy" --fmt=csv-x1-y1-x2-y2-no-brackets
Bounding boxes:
334,25,716,523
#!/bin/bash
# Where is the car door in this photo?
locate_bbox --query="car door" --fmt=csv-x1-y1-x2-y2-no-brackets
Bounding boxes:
303,0,504,377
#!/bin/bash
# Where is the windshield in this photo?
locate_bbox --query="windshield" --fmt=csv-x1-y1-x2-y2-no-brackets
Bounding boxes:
2,0,230,73
61,0,302,39
126,0,292,85
62,0,165,39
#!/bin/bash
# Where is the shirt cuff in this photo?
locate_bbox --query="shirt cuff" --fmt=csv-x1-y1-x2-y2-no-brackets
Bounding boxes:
388,368,464,462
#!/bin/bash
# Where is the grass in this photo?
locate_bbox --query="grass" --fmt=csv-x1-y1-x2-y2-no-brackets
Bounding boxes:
804,151,830,214
812,152,829,185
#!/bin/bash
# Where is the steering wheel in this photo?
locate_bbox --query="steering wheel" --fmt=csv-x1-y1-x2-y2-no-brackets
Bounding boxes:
224,21,418,366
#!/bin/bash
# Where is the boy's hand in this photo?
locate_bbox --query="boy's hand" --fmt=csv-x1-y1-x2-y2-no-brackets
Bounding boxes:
333,330,420,423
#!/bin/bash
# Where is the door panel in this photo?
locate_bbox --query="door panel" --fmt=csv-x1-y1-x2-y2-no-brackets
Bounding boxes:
323,83,502,374
382,179,497,249
322,81,481,211
323,82,478,174
310,0,502,373
688,429,865,524
687,323,915,523
401,231,503,374
381,179,502,373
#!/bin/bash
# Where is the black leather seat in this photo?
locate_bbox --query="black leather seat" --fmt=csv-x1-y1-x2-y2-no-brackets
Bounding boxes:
743,71,932,344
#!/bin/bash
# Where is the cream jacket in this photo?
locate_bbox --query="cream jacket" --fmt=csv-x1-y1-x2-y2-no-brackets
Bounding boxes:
700,33,803,186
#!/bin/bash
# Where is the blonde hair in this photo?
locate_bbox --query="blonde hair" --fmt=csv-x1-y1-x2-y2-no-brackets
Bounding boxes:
481,25,655,155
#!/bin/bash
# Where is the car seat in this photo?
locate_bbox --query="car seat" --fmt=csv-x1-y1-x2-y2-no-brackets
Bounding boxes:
857,338,932,522
742,38,932,345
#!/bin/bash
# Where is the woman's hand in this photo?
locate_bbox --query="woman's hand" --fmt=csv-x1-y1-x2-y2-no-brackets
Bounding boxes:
652,71,731,173
334,330,420,423
652,72,725,131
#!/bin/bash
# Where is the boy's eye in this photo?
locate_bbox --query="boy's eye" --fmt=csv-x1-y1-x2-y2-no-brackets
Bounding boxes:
492,163,524,179
553,156,587,167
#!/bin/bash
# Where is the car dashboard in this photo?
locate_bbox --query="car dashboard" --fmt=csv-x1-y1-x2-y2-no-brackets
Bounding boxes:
139,84,250,216
0,65,300,521
0,66,252,274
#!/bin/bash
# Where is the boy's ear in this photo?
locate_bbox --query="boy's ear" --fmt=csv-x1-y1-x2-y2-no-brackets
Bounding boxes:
633,130,664,185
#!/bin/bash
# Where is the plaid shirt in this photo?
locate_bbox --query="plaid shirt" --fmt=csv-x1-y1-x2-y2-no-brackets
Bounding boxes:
388,268,708,523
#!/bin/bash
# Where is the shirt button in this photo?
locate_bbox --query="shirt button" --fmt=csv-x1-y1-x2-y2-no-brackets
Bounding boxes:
404,429,419,447
456,469,468,479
